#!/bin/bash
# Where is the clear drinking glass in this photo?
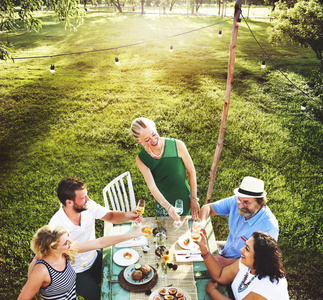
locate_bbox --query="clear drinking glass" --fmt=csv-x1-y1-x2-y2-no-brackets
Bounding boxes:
191,218,202,242
136,199,145,216
173,199,183,228
141,222,152,253
134,199,145,225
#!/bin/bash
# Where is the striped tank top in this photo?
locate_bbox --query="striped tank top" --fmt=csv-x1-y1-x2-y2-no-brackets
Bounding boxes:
35,259,76,300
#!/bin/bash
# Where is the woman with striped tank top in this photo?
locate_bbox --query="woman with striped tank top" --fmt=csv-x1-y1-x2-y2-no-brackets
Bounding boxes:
18,224,149,299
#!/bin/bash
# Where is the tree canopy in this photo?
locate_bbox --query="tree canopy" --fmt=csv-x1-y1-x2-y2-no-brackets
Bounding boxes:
0,0,84,60
269,0,323,67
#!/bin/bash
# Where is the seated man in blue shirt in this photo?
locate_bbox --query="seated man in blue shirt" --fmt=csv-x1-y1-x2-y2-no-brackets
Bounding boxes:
199,176,278,267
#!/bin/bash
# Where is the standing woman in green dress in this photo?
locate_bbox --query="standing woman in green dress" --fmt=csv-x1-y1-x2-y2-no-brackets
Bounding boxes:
131,117,200,220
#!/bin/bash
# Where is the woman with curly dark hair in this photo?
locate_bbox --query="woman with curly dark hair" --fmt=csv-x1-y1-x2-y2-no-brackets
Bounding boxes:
195,230,289,299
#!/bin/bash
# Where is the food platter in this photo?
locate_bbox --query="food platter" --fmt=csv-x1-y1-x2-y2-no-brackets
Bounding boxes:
123,264,154,285
113,249,139,266
149,287,191,300
178,233,199,251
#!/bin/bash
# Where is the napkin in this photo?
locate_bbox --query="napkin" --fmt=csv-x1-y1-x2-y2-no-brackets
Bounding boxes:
175,250,204,262
115,236,148,248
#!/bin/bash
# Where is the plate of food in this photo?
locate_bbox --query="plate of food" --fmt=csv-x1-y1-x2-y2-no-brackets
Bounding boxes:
123,264,154,285
178,233,199,251
113,249,139,266
149,287,191,300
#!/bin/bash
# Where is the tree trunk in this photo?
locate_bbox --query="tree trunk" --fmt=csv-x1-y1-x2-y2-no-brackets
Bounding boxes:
169,0,177,11
111,0,123,12
206,0,243,203
141,0,145,14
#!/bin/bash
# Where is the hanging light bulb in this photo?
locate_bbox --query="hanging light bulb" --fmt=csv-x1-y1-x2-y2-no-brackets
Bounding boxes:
115,57,120,65
169,45,174,52
50,64,55,73
261,61,266,68
301,102,307,111
218,30,222,37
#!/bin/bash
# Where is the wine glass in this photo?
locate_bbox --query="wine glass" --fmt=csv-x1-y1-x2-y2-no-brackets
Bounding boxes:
136,199,145,216
141,222,152,253
191,218,202,242
173,199,183,228
155,232,167,258
133,199,145,225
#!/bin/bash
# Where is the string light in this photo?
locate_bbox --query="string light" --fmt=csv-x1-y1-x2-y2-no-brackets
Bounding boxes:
9,14,320,110
261,60,266,68
242,12,322,109
169,45,174,52
13,18,233,61
301,102,307,111
50,64,55,73
114,49,120,65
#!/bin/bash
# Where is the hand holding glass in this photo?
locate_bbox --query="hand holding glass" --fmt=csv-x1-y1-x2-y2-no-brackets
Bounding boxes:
173,199,183,227
142,225,152,238
136,199,145,215
191,218,202,241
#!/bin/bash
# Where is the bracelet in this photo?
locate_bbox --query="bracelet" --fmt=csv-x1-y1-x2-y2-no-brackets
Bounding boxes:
201,250,211,259
207,287,217,295
166,204,172,211
189,195,199,202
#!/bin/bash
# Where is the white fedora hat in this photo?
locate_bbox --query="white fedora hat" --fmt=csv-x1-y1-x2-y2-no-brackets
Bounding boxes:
234,176,267,198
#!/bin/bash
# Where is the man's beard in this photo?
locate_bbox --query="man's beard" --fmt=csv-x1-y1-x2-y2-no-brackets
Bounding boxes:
238,207,258,219
73,204,87,213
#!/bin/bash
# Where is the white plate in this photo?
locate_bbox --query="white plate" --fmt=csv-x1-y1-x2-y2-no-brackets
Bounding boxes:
149,287,192,300
113,249,139,266
123,264,154,285
178,232,199,251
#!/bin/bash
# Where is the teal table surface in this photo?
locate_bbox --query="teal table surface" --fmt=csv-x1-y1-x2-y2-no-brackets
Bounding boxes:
101,217,228,300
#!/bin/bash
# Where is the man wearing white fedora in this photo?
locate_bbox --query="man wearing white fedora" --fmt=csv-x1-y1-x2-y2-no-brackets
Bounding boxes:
199,176,278,267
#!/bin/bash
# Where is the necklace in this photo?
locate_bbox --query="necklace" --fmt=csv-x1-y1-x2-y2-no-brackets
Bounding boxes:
238,268,255,293
148,138,164,158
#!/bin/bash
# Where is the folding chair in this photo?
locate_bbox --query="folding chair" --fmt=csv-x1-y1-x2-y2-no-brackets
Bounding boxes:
103,171,136,212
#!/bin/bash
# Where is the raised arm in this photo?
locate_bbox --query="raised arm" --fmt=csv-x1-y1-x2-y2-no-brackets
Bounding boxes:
176,140,200,219
135,155,180,221
101,210,142,224
194,229,238,285
74,225,149,253
199,203,219,226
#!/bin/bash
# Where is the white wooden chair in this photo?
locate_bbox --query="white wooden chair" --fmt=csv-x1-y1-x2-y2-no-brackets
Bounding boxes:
103,171,136,212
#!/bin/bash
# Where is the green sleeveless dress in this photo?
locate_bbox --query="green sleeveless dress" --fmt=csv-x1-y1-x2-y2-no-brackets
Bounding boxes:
138,138,191,216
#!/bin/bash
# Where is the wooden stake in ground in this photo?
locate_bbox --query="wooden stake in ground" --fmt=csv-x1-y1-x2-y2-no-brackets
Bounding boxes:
206,0,243,203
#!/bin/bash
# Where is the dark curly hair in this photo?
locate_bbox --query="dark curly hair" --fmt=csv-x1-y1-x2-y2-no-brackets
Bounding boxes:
57,177,86,206
252,231,286,283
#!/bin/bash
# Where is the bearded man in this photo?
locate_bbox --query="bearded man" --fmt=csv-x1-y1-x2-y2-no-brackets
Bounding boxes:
199,176,278,267
49,177,141,300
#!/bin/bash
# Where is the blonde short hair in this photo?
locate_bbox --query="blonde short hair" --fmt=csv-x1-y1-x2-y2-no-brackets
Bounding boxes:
31,225,76,263
130,117,156,142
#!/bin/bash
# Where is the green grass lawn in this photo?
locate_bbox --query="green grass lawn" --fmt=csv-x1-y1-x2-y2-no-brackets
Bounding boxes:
0,10,322,299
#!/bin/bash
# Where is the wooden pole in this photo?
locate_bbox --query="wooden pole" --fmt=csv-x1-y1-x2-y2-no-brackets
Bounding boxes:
206,0,243,203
